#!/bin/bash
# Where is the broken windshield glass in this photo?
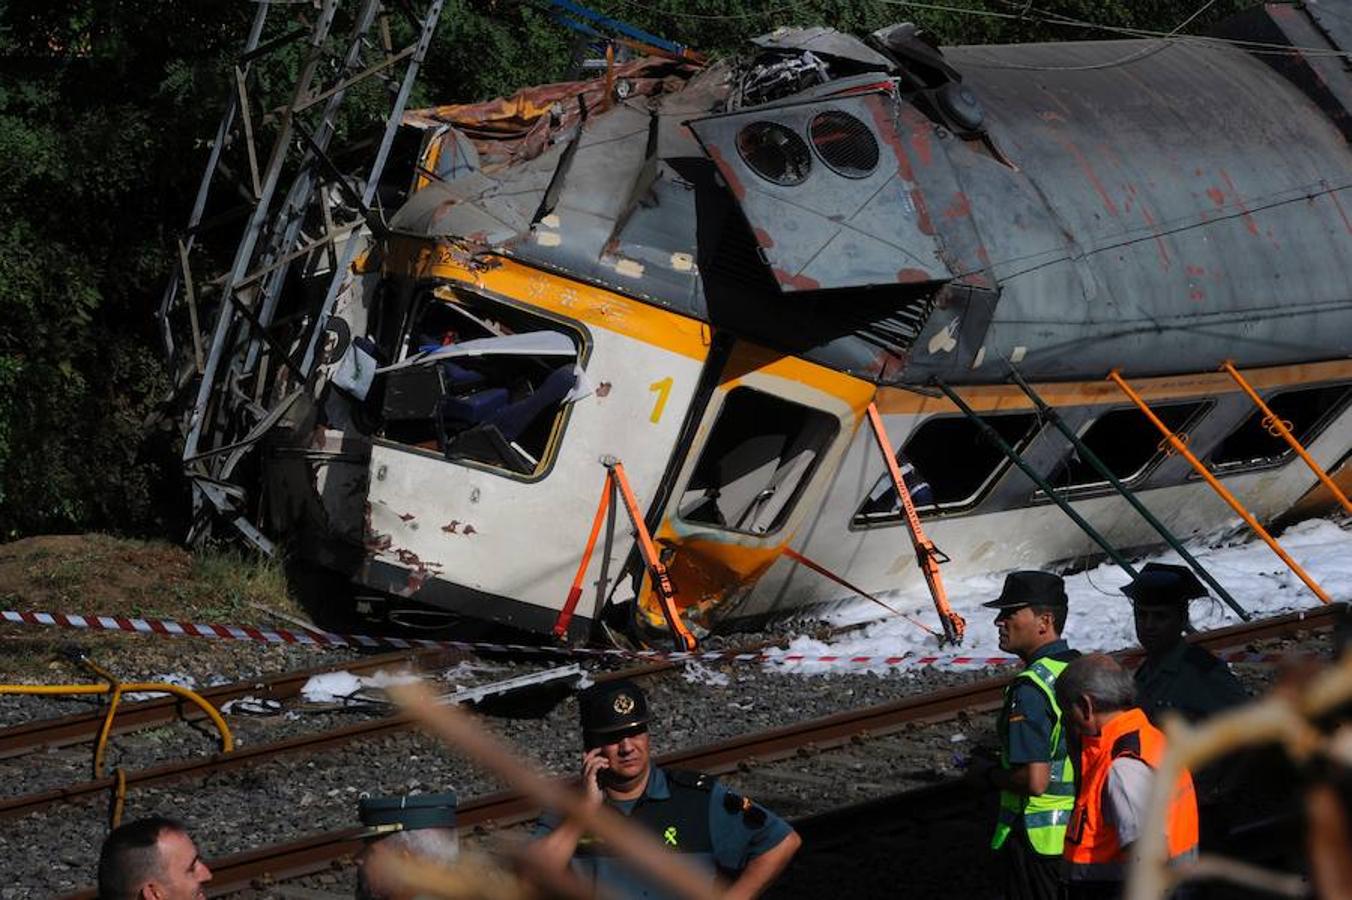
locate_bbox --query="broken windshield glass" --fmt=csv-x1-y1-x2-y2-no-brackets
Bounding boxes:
373,287,584,476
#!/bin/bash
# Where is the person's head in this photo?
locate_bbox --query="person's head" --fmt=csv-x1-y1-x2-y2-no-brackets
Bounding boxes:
355,792,459,899
578,679,652,790
96,817,211,900
984,571,1068,658
1055,654,1137,737
1123,563,1207,657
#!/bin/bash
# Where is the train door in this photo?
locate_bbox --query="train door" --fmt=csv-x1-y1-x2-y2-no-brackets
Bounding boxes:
638,340,874,634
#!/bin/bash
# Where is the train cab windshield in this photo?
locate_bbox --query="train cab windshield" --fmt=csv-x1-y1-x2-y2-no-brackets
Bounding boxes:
372,286,585,476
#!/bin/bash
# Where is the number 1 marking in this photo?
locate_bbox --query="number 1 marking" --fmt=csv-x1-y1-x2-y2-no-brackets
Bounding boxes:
648,377,673,424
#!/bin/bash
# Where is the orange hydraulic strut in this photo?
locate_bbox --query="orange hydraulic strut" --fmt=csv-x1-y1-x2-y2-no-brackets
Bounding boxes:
557,458,697,651
865,402,966,644
608,458,697,652
1108,369,1333,604
553,472,614,639
1221,361,1352,516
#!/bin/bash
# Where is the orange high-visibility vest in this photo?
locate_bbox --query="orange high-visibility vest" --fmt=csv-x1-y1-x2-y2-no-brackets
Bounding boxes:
1064,707,1199,883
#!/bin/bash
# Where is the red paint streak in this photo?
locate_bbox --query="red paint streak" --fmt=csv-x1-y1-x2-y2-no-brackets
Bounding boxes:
1329,189,1352,236
1190,288,1205,302
1185,264,1206,277
976,246,992,268
1205,187,1226,207
1219,170,1260,237
866,94,914,182
911,188,934,236
705,145,746,200
1138,205,1171,271
943,192,972,220
753,227,776,248
909,126,933,168
771,268,821,291
897,268,931,283
1060,139,1118,217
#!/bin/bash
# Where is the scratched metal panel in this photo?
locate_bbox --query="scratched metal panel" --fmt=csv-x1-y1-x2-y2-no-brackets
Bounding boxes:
930,38,1352,382
688,90,952,291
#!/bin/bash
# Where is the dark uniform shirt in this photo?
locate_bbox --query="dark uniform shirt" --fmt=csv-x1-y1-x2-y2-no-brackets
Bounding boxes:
1134,641,1248,725
1004,639,1075,766
537,766,792,899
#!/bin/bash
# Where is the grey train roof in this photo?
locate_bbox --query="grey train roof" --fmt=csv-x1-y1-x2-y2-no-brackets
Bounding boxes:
390,7,1352,386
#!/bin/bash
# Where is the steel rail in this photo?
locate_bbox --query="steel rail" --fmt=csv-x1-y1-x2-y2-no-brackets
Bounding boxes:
54,605,1344,898
0,646,468,759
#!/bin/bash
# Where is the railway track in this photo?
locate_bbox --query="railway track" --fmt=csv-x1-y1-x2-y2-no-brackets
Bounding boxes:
43,603,1340,899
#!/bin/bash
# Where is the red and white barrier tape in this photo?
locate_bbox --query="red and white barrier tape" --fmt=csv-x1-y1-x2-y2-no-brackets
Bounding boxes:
0,610,1311,668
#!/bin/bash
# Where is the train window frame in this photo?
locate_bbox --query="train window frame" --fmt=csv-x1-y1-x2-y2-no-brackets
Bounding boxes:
369,283,592,484
851,410,1043,528
1039,400,1215,497
677,387,840,537
1206,383,1352,475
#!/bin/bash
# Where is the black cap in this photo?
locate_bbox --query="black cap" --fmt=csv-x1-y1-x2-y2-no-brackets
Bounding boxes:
1121,562,1208,607
579,679,649,746
982,571,1068,610
358,791,458,836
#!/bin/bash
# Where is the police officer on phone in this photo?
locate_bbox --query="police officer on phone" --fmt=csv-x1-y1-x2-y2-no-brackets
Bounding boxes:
535,679,801,899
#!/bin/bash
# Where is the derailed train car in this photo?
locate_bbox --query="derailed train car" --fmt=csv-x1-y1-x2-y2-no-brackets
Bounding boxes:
186,3,1352,643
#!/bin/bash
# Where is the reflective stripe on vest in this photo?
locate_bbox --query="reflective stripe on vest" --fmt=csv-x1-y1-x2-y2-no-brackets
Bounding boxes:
1064,708,1200,883
991,655,1076,855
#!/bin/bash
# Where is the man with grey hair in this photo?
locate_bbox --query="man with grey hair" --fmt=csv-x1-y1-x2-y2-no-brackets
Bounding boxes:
96,816,212,900
355,791,459,899
1056,655,1199,899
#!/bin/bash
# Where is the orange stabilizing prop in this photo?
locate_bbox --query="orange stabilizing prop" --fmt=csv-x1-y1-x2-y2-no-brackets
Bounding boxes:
1221,362,1352,516
1109,369,1332,604
553,472,613,639
865,402,965,644
608,459,698,652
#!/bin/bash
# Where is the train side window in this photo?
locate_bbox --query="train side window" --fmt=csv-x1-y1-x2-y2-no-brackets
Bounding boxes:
1049,401,1210,490
1209,385,1352,471
374,287,584,477
854,412,1040,524
679,388,839,535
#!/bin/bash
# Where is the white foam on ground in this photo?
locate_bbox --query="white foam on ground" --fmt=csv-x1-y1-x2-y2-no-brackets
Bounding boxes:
766,514,1351,675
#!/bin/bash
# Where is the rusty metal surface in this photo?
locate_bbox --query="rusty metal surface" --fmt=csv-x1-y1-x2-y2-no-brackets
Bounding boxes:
687,88,951,292
393,8,1352,385
55,606,1342,898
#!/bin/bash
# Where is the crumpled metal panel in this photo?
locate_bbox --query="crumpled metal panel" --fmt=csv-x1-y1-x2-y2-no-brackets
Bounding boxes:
403,57,699,170
687,88,953,291
750,26,895,71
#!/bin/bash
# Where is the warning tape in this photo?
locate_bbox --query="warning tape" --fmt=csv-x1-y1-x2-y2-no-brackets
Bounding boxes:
0,610,1316,669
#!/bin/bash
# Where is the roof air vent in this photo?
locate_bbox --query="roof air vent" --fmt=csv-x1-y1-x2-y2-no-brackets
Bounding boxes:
736,121,812,186
935,82,984,132
809,111,879,178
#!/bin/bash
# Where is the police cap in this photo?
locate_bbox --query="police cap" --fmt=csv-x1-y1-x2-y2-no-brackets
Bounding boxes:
579,679,649,747
982,571,1067,610
1121,562,1208,608
358,791,457,836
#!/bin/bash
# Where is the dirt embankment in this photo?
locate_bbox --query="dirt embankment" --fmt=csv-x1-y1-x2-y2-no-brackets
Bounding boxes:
0,533,330,682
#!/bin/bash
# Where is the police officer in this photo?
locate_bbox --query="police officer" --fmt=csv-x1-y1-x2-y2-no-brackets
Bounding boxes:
1126,562,1248,725
355,791,459,899
535,679,801,899
976,571,1080,900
